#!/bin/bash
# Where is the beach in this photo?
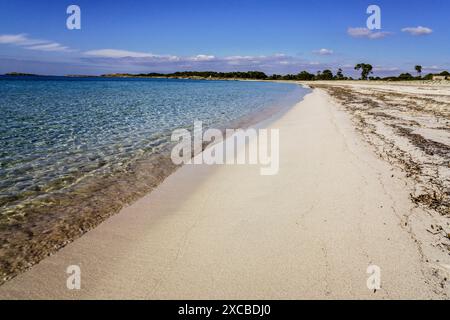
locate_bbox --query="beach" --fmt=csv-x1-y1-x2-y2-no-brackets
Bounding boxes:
1,82,448,299
0,78,305,284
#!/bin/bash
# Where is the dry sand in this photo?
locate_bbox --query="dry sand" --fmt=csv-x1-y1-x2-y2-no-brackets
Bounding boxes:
310,82,450,279
0,85,448,299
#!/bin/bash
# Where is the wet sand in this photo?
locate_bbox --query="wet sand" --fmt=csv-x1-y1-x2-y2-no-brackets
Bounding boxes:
0,86,448,299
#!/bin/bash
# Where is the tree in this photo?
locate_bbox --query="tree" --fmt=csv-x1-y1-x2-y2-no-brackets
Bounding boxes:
354,63,373,80
335,68,344,80
281,74,296,80
398,73,414,80
315,71,322,80
296,71,315,81
321,69,334,80
269,74,282,80
415,65,422,78
314,70,334,80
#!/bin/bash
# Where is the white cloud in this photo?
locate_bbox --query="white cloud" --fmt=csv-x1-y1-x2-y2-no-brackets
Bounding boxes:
313,48,333,55
0,34,29,44
26,43,71,52
347,27,391,39
0,33,72,52
423,65,441,70
83,51,309,70
84,49,155,58
189,54,216,61
401,26,433,36
80,50,328,74
224,55,261,61
372,66,400,72
422,65,448,73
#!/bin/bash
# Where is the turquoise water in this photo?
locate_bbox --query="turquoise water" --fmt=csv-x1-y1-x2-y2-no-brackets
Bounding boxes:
0,77,307,222
0,76,308,279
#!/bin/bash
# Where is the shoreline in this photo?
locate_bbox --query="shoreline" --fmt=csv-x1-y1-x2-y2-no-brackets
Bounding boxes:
0,82,308,285
1,85,447,299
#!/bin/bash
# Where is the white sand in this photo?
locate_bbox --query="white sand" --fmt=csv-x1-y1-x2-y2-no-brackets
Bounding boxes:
0,88,444,299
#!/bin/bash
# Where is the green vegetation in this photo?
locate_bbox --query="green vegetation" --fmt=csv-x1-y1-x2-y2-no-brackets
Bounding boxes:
415,65,422,77
94,67,450,82
102,71,268,80
383,70,450,81
273,66,449,82
335,68,344,80
4,72,38,76
354,63,373,80
103,69,354,81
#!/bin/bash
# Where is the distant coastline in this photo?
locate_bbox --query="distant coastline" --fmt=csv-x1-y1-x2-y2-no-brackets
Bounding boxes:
3,72,99,78
3,68,450,82
4,72,40,77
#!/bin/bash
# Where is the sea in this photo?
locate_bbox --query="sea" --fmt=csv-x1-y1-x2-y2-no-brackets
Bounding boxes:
0,75,309,280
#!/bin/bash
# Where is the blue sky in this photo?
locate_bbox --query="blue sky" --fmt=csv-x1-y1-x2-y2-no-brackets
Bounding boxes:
0,0,449,76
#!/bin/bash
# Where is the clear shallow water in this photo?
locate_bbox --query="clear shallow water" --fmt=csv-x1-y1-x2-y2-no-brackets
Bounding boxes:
0,77,305,211
0,76,308,279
